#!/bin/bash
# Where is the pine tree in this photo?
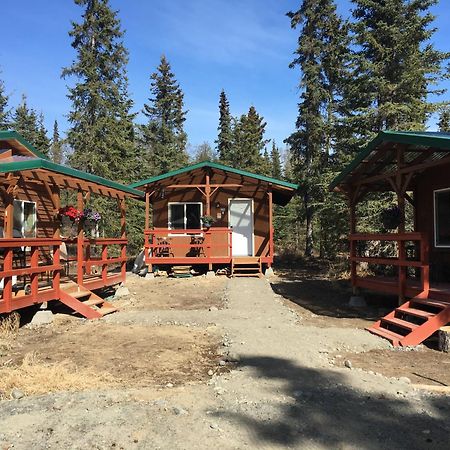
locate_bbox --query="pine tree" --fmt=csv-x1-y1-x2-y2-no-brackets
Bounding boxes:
270,141,282,179
62,0,137,183
438,108,450,132
50,120,63,164
141,55,188,175
232,106,269,173
0,76,10,130
286,0,349,257
35,113,50,155
347,0,447,148
12,95,50,155
216,90,233,164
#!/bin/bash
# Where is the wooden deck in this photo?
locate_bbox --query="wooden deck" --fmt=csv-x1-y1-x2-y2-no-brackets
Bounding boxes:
355,275,450,302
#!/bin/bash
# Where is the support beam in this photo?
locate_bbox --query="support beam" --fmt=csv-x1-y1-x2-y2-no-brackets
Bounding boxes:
118,197,127,280
205,171,211,216
77,189,84,286
268,187,273,267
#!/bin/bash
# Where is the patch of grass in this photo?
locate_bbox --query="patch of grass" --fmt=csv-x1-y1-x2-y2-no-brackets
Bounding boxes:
0,312,20,354
0,352,117,399
0,312,20,338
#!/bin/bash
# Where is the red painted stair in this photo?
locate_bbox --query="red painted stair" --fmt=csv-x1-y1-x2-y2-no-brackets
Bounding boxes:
366,294,450,347
59,284,118,319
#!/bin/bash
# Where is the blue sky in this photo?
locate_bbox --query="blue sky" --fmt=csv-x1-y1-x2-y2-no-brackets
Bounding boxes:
1,0,449,154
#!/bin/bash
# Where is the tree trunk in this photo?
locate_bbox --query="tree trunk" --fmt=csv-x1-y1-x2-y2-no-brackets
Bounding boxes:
304,193,314,257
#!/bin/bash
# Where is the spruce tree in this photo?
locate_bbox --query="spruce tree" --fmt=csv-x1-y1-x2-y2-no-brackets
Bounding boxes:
232,106,269,173
216,90,233,164
286,0,349,257
0,76,10,130
62,0,136,183
270,141,282,179
348,0,447,148
50,120,63,164
12,95,50,155
438,109,450,132
141,55,188,175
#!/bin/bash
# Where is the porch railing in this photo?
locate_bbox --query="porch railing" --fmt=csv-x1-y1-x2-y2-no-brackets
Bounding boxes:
349,232,429,300
63,237,127,285
0,238,61,313
144,228,233,263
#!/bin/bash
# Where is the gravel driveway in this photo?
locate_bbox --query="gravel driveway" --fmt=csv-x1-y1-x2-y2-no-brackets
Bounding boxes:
0,277,449,449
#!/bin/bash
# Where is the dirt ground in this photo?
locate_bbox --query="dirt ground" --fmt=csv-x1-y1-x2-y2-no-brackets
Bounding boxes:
271,257,450,387
0,265,449,449
0,320,223,395
119,275,226,310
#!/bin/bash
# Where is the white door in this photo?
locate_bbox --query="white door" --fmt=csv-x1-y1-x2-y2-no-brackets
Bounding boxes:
229,199,253,256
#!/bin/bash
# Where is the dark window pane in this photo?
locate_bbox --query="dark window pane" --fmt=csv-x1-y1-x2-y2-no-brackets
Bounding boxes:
170,204,185,229
435,190,450,246
186,204,201,229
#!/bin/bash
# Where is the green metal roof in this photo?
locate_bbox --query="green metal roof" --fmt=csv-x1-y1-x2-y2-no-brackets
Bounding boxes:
130,160,299,190
0,131,144,197
329,130,450,191
0,130,50,160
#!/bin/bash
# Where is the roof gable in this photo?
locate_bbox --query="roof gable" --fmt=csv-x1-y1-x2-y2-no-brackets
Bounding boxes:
330,130,450,191
130,161,299,190
0,130,50,160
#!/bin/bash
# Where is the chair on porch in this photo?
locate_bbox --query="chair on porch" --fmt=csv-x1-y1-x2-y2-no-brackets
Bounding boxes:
155,237,174,258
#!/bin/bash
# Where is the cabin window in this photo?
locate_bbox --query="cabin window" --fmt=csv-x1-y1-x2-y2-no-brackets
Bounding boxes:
13,200,37,238
168,203,202,230
434,188,450,247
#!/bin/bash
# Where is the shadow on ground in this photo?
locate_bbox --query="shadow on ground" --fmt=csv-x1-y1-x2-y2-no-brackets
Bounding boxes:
271,256,397,321
215,356,449,449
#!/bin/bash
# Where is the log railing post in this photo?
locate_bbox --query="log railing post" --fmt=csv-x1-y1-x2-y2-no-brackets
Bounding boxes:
30,245,39,301
102,244,108,283
52,186,61,297
3,248,13,312
118,197,127,281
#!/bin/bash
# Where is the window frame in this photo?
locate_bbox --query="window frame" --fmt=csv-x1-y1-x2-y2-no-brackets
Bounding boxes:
168,202,203,234
434,187,450,248
13,199,37,238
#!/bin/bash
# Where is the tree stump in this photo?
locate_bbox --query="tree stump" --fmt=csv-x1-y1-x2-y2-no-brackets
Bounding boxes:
438,326,450,353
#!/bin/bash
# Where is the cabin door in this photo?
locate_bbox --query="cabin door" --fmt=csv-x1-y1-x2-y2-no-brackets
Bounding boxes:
229,199,254,257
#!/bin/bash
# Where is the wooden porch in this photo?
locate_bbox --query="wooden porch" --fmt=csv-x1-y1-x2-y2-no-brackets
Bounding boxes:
0,236,127,316
143,226,275,270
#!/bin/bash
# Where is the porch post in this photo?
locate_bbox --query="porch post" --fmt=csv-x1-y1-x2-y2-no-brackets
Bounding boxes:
396,148,406,305
119,196,127,281
348,192,358,295
205,171,211,216
268,186,273,267
77,189,84,286
52,186,61,297
3,193,14,311
145,190,152,272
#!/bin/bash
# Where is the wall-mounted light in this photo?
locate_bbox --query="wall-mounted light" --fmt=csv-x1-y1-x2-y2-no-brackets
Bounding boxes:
160,188,166,199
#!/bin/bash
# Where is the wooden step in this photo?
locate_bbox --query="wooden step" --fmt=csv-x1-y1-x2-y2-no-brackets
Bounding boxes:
397,307,435,319
410,298,449,309
98,306,118,316
366,326,403,346
83,297,104,307
232,267,261,271
381,317,419,332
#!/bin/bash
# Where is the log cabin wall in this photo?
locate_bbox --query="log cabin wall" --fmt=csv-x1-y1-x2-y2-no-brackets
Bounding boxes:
151,171,270,258
0,177,56,262
415,162,450,282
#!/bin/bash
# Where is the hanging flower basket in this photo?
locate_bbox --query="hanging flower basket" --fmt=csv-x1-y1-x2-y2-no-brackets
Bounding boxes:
81,208,102,237
201,215,216,228
380,205,403,230
58,206,82,223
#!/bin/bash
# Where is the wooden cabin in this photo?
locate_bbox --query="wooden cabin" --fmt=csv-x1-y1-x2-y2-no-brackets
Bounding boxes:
331,130,450,346
130,161,298,277
0,130,143,318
